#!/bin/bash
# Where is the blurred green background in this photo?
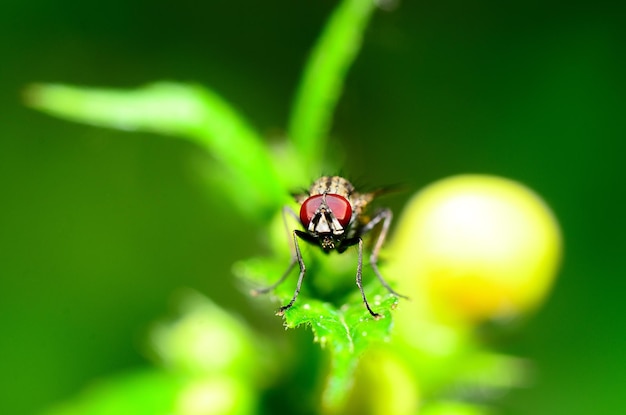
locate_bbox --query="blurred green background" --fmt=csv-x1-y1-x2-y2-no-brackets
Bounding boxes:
1,0,624,414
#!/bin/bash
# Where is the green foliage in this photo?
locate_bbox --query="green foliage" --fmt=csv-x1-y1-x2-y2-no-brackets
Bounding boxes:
233,241,400,413
23,1,379,220
41,292,264,415
282,294,397,412
287,0,376,172
26,1,531,414
40,370,184,415
24,82,289,220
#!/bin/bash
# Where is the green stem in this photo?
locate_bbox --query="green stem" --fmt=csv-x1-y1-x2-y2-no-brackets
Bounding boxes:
322,349,359,414
25,82,287,219
288,0,377,172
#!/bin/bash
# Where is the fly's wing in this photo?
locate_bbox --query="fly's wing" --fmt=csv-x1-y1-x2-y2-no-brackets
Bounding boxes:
351,183,406,220
352,183,408,244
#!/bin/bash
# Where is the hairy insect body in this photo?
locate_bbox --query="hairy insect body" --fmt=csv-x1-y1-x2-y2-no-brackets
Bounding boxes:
253,175,406,318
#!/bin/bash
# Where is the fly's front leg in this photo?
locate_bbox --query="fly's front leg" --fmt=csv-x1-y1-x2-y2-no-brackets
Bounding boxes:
250,206,300,296
356,238,382,319
360,208,409,299
276,230,307,316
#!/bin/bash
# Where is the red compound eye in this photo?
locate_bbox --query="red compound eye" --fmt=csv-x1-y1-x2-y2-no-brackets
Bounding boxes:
300,194,353,228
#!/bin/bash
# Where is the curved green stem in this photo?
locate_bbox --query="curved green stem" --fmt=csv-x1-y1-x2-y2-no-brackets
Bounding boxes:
288,0,377,172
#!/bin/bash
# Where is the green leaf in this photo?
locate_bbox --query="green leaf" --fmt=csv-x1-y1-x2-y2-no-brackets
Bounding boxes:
452,352,529,398
148,289,268,380
41,292,265,415
419,401,495,415
40,370,183,415
235,252,399,414
283,294,397,413
25,82,288,219
40,369,258,415
288,0,377,171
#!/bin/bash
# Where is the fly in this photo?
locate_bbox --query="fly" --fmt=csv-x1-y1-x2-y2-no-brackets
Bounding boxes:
252,176,407,319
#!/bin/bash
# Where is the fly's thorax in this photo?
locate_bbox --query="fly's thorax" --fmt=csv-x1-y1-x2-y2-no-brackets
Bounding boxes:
308,176,355,198
350,191,374,218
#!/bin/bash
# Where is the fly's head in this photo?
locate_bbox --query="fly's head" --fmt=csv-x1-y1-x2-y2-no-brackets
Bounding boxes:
296,176,378,251
299,193,353,251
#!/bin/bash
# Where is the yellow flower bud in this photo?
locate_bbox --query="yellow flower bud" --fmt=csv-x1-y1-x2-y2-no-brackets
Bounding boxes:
390,175,562,323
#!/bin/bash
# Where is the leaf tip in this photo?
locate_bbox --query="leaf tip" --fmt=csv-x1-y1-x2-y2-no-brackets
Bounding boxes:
22,83,46,108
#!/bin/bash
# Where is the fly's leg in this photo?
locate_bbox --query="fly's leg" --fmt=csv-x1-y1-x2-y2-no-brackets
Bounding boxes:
250,206,299,296
356,238,382,319
360,208,409,299
250,257,296,296
276,230,306,316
